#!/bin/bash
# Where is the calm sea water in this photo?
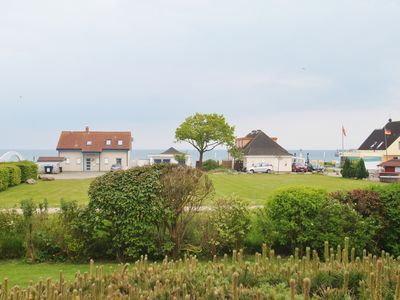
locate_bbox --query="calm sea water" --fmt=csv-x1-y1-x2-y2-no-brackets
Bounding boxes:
1,149,339,165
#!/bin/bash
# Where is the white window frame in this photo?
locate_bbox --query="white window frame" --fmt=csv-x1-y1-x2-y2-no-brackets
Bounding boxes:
117,140,123,146
66,158,70,164
77,158,81,165
86,141,92,146
104,158,109,165
106,139,112,146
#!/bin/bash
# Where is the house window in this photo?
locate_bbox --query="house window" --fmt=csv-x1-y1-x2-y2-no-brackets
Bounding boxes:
154,159,162,164
104,158,109,165
105,140,112,146
66,158,70,164
77,158,81,165
96,158,100,164
87,141,92,146
162,159,171,164
116,158,122,166
117,140,123,146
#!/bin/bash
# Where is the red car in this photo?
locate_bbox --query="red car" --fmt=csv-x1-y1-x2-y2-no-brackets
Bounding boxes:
292,163,308,172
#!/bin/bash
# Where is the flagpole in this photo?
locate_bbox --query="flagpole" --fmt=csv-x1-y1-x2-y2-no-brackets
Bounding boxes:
384,128,388,160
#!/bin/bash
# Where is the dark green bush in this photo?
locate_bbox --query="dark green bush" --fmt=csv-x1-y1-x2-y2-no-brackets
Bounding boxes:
0,167,9,191
15,161,38,182
371,184,400,256
201,159,221,171
261,187,377,254
86,165,167,260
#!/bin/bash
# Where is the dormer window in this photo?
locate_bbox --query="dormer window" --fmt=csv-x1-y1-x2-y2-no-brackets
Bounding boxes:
117,140,123,146
86,141,92,146
105,139,112,146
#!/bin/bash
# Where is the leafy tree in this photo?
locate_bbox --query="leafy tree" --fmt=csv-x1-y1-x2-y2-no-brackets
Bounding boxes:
175,113,235,167
228,145,244,161
341,158,354,178
160,165,214,258
354,159,369,179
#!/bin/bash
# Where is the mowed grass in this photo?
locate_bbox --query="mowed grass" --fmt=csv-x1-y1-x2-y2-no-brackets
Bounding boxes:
0,179,92,208
0,260,118,287
0,174,382,208
209,173,382,205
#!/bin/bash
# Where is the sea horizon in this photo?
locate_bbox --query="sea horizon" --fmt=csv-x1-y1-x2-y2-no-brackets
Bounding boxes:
1,149,340,163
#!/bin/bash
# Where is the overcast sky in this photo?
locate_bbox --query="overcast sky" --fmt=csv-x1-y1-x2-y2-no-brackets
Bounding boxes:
1,0,399,150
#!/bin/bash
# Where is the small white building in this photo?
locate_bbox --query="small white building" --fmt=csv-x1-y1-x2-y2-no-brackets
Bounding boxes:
37,157,66,174
235,130,292,173
148,147,192,166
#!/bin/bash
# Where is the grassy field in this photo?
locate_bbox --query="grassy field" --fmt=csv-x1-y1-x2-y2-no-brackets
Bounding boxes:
0,179,92,208
0,173,382,207
0,260,118,287
210,173,382,204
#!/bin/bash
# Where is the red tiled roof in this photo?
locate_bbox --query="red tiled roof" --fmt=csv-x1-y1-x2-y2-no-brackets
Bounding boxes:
379,159,400,167
37,156,65,162
56,128,132,152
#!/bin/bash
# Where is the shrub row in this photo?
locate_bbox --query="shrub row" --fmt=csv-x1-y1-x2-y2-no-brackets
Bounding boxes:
0,161,37,191
1,238,400,299
2,183,400,263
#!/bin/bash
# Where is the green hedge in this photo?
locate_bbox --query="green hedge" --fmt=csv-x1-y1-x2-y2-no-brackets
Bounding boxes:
14,161,38,182
0,168,9,191
0,165,22,186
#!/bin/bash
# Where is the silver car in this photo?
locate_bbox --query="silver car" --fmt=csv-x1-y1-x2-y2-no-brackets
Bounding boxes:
248,163,273,174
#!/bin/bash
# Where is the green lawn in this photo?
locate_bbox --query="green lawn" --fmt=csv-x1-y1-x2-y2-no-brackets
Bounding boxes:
0,260,118,287
210,173,382,205
0,179,92,208
0,174,382,208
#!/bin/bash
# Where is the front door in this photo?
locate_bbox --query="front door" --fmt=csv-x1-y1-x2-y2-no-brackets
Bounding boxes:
85,158,91,171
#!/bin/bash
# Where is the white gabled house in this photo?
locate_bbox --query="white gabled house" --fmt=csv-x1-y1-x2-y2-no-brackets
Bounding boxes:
234,130,292,173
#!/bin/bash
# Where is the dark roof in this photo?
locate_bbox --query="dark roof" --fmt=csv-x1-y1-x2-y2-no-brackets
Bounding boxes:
379,159,400,167
57,128,132,152
37,156,65,162
359,121,400,150
161,147,183,155
242,130,291,156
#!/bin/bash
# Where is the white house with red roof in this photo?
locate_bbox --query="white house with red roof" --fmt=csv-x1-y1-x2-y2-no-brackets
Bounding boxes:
55,127,133,172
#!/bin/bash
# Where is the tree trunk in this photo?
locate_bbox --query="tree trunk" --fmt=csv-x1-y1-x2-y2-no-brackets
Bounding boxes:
198,151,204,169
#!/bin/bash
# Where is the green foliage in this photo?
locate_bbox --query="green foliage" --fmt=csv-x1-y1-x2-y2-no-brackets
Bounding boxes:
371,184,400,256
160,165,214,258
0,164,21,187
228,145,244,161
87,165,166,260
0,167,9,191
341,158,354,178
204,196,251,255
354,159,369,179
175,113,235,165
262,187,377,254
0,211,25,259
201,159,221,171
15,161,38,182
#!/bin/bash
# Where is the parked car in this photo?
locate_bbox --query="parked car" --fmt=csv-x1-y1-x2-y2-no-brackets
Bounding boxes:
307,164,324,173
247,163,273,174
110,164,123,172
292,163,308,173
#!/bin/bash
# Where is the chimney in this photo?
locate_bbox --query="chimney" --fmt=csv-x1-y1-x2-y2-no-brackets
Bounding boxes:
85,126,89,133
271,137,278,142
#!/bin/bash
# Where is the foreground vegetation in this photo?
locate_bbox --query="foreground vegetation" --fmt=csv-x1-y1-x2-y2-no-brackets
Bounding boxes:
1,239,400,299
0,173,381,207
